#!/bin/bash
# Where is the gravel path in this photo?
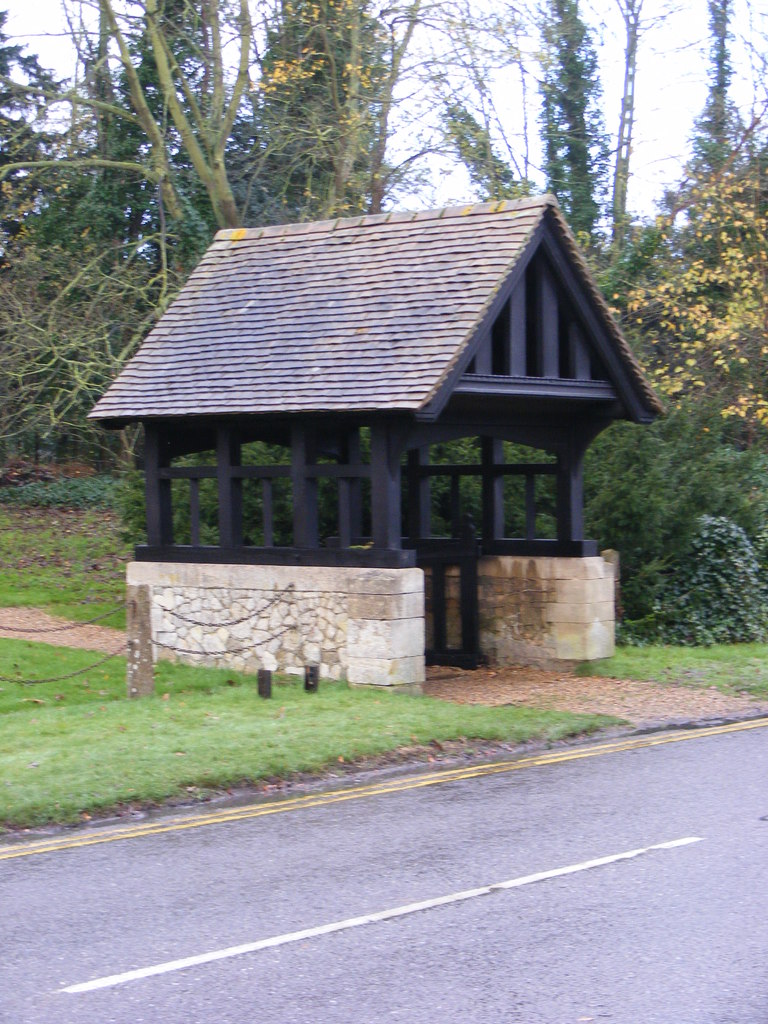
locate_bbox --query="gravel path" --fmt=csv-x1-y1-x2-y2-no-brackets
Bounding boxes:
2,607,767,728
424,665,768,728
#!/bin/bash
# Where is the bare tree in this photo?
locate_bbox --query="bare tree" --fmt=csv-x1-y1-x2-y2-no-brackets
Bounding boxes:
610,0,641,246
2,0,253,228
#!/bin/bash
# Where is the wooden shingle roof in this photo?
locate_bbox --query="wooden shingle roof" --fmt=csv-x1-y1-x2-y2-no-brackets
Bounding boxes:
90,195,661,425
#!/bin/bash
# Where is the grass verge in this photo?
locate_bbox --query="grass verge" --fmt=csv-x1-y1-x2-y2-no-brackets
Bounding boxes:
0,508,129,628
0,638,618,830
575,643,768,698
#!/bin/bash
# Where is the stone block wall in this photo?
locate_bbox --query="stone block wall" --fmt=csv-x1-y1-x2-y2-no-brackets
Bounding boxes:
126,562,425,689
478,555,615,664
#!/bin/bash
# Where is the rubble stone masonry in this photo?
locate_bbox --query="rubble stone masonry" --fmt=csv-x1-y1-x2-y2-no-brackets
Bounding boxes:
126,562,425,689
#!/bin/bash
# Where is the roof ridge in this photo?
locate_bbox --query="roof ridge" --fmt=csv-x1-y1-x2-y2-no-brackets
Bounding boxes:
213,195,557,243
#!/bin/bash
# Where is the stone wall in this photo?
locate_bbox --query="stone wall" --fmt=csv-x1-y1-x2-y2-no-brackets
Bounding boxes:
478,555,615,664
126,562,425,689
125,555,614,695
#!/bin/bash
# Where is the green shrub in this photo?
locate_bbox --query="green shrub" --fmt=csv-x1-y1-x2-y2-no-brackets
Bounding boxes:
115,469,148,543
0,475,118,510
585,403,768,622
621,516,768,646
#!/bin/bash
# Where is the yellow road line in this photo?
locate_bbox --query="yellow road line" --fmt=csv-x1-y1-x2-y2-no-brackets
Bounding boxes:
3,716,767,862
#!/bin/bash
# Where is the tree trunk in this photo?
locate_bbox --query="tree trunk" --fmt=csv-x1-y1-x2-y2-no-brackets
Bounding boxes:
611,0,642,249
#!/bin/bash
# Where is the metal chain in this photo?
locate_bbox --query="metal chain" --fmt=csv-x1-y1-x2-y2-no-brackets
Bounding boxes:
151,637,263,657
0,584,298,684
0,643,127,686
163,584,295,629
151,622,293,658
0,604,125,634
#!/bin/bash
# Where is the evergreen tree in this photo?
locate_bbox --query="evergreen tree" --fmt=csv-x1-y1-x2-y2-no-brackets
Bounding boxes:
247,0,393,222
538,0,608,238
0,10,57,255
442,101,532,201
691,0,742,174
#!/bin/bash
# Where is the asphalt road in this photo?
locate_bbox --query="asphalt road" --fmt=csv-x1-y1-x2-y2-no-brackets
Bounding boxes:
3,720,768,1024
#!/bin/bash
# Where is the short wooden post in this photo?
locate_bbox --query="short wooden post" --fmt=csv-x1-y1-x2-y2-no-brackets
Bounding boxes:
126,584,154,698
258,669,272,699
304,665,319,692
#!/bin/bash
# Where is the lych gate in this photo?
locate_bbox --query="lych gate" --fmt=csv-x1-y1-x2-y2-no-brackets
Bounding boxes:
91,196,660,691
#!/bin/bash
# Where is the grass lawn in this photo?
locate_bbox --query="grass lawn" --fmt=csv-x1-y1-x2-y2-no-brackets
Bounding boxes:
0,507,129,628
3,504,766,831
576,644,768,698
0,638,617,830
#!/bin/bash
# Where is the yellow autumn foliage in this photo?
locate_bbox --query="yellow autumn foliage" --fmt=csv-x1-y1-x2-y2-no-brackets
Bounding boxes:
627,165,768,429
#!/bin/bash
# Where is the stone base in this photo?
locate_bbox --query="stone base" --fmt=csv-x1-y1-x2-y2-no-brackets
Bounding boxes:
478,555,615,665
126,562,425,689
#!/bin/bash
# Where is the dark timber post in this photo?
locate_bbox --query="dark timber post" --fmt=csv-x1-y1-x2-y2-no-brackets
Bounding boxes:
556,437,586,545
217,423,243,549
481,437,504,542
144,423,173,546
370,420,402,550
291,423,319,547
407,446,431,544
341,427,364,545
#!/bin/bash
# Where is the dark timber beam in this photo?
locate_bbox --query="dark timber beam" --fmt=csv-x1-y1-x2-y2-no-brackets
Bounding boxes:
538,225,651,421
404,417,612,453
452,377,615,402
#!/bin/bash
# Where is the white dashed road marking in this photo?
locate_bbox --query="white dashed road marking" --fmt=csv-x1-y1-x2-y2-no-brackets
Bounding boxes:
62,836,703,994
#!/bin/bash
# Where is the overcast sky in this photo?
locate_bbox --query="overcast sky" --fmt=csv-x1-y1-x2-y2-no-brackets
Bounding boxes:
4,0,766,219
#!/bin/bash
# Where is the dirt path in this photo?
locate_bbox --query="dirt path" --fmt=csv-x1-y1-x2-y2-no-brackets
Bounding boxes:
2,607,768,728
0,607,126,654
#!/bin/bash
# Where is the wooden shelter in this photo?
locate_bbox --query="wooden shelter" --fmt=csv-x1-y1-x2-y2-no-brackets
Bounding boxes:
92,196,660,681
